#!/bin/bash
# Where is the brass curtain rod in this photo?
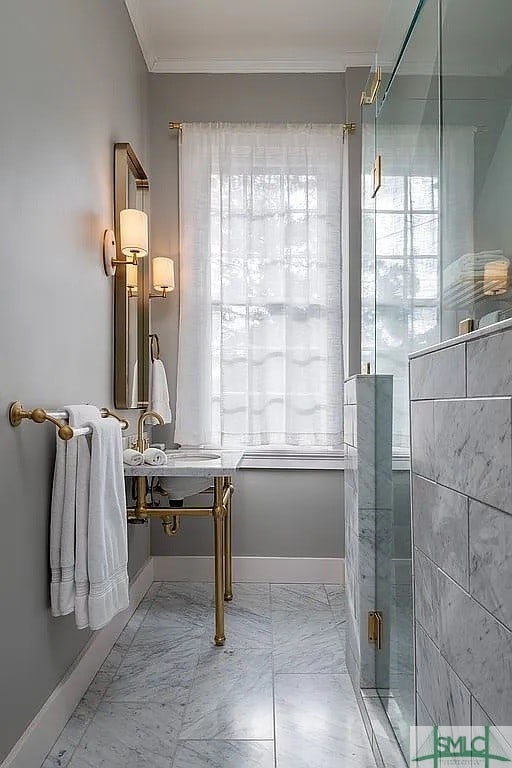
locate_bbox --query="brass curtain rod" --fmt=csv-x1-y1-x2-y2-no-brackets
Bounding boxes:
8,402,129,441
168,121,357,134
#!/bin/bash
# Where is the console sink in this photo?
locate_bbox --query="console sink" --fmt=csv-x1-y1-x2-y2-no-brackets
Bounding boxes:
123,448,242,500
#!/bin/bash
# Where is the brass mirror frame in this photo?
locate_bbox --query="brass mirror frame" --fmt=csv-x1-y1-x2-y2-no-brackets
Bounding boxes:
114,142,150,409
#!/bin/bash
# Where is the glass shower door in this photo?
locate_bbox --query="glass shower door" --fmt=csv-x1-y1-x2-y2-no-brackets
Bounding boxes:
372,0,441,758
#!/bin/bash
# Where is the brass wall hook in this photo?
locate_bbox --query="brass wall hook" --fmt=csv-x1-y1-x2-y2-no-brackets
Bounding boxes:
342,122,357,136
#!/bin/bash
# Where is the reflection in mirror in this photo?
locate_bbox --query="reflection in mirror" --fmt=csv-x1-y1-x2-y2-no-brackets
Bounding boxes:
114,143,150,409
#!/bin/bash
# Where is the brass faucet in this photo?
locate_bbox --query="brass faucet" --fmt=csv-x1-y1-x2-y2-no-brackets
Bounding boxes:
136,410,164,452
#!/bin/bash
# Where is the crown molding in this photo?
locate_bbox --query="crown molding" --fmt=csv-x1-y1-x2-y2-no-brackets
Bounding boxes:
149,52,374,74
123,0,157,71
123,0,375,74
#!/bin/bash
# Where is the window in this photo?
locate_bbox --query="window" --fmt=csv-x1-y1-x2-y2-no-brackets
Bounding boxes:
363,168,440,452
175,123,343,450
362,124,474,451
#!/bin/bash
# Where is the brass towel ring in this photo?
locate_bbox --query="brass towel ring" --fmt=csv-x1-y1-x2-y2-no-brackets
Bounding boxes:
150,333,160,362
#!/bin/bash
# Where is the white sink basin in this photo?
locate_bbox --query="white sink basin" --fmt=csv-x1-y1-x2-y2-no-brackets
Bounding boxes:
159,450,219,499
165,450,221,461
158,475,213,500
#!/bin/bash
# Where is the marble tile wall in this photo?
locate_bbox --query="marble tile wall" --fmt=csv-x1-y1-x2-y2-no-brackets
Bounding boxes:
410,325,512,728
344,375,393,690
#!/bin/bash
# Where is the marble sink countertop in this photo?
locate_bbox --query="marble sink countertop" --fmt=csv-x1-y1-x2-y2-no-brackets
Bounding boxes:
123,449,244,477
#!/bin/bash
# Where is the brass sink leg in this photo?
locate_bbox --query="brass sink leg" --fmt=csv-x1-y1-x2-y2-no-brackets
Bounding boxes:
213,477,226,646
224,476,233,601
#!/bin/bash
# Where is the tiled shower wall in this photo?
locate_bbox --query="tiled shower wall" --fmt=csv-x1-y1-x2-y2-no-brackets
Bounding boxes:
410,325,512,727
344,374,393,690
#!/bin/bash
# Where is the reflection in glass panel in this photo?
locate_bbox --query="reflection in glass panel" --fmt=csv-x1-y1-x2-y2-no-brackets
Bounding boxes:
441,0,512,339
374,130,440,449
361,70,377,373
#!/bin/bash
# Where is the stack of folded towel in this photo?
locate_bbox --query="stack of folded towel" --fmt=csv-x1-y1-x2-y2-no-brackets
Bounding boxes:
123,446,167,466
50,406,129,630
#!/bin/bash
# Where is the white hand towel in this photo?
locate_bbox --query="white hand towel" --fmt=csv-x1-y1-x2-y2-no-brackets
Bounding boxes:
143,447,167,466
148,359,172,424
130,360,138,409
49,404,101,618
123,448,144,466
86,418,129,630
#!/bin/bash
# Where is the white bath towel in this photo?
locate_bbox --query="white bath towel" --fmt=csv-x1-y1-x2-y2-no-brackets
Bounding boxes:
50,404,101,618
149,359,172,424
73,428,91,629
123,448,144,466
143,447,167,466
86,417,129,630
50,437,66,616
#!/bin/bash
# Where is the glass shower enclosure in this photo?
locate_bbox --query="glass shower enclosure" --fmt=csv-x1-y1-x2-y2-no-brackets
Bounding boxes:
362,0,512,761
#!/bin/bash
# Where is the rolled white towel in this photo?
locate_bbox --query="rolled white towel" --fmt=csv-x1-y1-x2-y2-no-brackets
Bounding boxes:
143,447,167,466
123,448,144,466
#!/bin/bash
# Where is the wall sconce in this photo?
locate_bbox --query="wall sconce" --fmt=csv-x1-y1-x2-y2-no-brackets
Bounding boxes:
151,257,175,298
126,262,138,298
103,208,149,276
483,259,509,296
122,256,175,300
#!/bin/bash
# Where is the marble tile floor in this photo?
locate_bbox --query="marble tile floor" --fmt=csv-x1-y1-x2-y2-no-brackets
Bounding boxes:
42,582,376,768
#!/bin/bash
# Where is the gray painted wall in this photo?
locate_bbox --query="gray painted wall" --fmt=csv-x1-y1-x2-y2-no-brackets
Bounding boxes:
0,1,149,760
150,468,411,559
147,73,351,559
151,469,345,557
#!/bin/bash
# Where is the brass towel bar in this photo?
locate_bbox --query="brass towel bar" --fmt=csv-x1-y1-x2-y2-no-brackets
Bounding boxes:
8,401,129,441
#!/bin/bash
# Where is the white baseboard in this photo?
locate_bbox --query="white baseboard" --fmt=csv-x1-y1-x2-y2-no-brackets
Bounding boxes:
1,558,154,768
153,555,345,584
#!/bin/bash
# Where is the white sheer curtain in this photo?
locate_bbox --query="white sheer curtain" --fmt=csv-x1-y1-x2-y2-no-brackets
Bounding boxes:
175,123,344,449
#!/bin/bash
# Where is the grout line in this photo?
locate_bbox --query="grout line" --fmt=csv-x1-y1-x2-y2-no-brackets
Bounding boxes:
467,496,471,598
412,469,512,518
269,582,278,768
175,738,276,742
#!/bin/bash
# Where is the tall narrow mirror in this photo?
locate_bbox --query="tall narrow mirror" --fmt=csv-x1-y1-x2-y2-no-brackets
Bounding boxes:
113,143,150,408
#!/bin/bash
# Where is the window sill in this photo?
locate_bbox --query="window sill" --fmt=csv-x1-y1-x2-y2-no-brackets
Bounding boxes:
239,450,411,471
240,450,344,470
